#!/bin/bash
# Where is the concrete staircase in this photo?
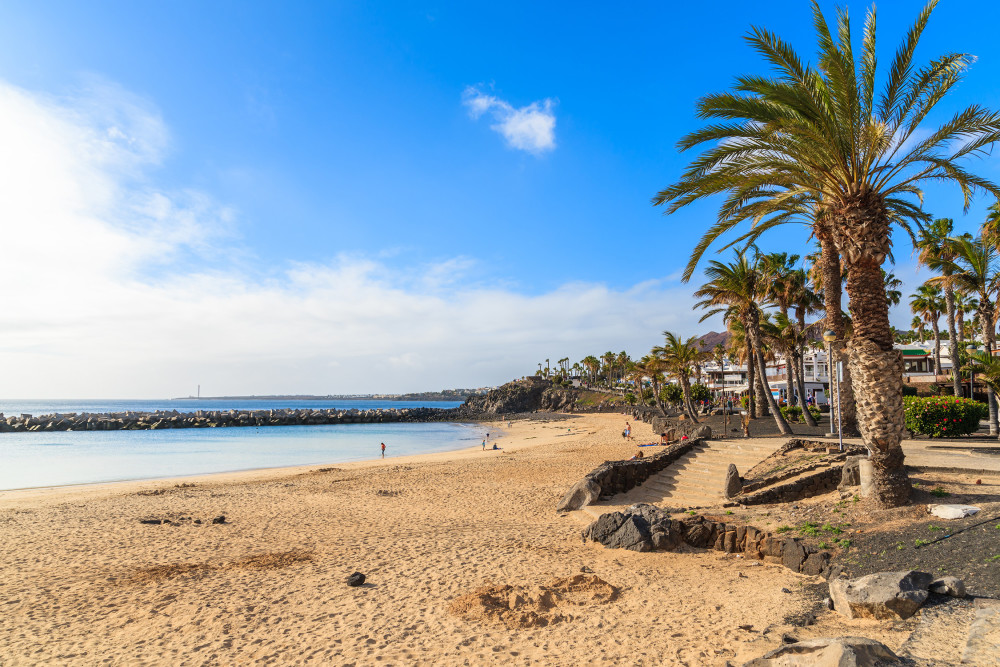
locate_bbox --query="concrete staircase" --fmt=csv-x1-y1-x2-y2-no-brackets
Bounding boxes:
578,439,783,521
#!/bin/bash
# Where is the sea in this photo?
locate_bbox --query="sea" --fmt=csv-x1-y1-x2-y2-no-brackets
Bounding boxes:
0,398,487,491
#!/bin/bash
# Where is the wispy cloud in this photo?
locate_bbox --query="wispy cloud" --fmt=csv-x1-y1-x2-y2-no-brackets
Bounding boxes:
462,85,556,155
0,77,702,398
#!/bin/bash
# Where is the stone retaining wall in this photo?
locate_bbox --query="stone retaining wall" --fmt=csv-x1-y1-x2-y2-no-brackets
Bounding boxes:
556,439,701,511
742,449,856,493
737,466,844,505
589,439,702,496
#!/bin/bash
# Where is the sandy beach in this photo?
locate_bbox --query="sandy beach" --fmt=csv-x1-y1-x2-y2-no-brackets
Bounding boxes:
0,413,910,666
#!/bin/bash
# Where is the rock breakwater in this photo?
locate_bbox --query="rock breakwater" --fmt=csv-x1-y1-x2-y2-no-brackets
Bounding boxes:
0,406,450,433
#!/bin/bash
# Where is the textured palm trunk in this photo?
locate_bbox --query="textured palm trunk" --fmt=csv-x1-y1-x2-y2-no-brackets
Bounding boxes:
680,376,700,423
957,308,965,343
981,301,999,436
795,308,819,427
945,285,961,398
838,205,909,508
817,230,859,436
651,377,667,417
753,354,771,417
745,337,757,419
786,349,797,410
750,313,793,435
931,318,942,379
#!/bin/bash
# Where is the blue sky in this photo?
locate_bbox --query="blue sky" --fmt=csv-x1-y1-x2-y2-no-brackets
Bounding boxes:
0,1,998,397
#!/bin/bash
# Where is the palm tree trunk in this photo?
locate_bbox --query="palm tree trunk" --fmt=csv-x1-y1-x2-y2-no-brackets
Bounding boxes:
843,250,909,508
818,228,859,436
795,309,819,426
745,338,757,419
931,318,942,379
794,347,819,427
982,301,999,436
651,377,667,417
945,285,961,397
957,308,965,344
680,376,699,423
750,313,793,435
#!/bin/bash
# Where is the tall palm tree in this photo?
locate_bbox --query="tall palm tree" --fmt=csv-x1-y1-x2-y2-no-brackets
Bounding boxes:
909,283,944,376
788,269,822,426
726,315,757,419
911,316,926,344
693,253,793,434
956,293,978,343
636,354,668,416
653,1,1000,506
941,235,1000,435
654,333,704,422
918,219,962,396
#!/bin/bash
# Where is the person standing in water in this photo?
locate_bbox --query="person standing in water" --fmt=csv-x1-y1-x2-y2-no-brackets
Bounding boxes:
380,442,386,459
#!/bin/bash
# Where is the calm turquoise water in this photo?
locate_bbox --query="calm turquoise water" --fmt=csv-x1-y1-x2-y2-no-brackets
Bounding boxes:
0,421,487,490
0,398,462,416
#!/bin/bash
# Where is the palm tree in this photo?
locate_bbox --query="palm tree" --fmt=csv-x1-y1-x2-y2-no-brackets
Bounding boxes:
911,316,926,344
883,271,903,309
582,356,600,385
941,235,1000,435
909,283,944,376
726,315,757,419
693,253,793,434
918,218,962,396
788,269,822,426
636,354,668,416
653,1,1000,506
654,333,704,422
956,293,978,343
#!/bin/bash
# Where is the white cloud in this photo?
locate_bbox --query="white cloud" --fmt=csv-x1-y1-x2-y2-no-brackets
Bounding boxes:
462,85,556,154
0,77,701,399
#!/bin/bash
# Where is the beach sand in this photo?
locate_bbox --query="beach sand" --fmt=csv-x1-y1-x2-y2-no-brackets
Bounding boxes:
0,413,906,665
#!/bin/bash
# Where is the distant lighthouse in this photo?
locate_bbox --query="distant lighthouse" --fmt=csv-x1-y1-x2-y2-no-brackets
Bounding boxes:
197,384,201,399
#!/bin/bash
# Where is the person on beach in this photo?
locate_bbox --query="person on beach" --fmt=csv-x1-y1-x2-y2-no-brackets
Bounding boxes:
625,422,632,441
380,442,386,459
482,438,486,451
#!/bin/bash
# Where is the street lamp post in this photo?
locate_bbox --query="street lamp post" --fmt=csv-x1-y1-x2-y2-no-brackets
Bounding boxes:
967,344,978,400
824,330,843,451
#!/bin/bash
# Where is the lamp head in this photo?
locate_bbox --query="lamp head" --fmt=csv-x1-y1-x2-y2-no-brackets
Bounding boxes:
823,330,836,342
967,344,977,354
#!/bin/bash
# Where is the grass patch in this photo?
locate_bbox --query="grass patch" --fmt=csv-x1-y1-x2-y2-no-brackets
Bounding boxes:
930,487,950,498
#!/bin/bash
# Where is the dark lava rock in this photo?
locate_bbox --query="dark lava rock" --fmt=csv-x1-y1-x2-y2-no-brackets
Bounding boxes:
724,463,742,499
212,515,227,524
347,572,366,587
139,518,163,525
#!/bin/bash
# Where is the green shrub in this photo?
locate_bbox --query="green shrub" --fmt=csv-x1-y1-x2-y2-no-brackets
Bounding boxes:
624,392,636,405
781,405,803,422
903,396,988,437
808,406,821,421
902,385,917,397
661,384,683,403
690,383,711,402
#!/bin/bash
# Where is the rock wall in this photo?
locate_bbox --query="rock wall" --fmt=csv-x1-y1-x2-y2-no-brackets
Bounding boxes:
556,439,701,511
737,466,845,505
0,406,452,433
582,504,833,577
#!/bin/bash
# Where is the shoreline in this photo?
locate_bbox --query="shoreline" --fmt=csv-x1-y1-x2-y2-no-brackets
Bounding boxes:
0,415,527,504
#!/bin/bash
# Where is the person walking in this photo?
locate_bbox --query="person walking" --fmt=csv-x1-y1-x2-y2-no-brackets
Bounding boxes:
380,442,386,459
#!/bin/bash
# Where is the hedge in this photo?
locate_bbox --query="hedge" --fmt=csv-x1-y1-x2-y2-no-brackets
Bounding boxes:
903,396,988,437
